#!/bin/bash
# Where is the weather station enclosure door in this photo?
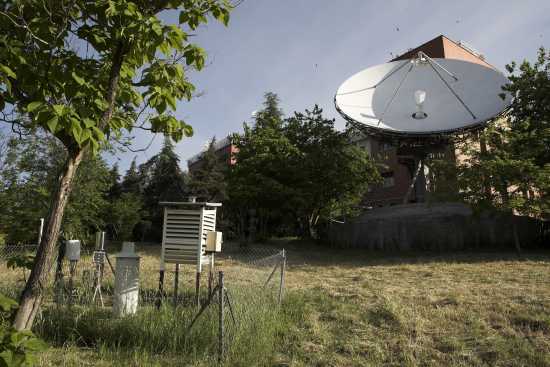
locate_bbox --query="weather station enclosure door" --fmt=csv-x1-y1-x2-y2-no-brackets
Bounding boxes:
160,206,217,272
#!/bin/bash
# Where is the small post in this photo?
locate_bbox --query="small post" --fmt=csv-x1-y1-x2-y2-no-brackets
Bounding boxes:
100,231,106,251
195,272,201,308
37,218,44,246
208,254,214,297
278,249,286,305
174,264,180,306
68,261,76,306
156,270,165,309
218,271,225,363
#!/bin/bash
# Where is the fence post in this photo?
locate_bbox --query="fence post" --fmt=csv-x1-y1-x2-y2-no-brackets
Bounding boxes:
156,270,165,309
174,264,179,306
218,271,225,363
278,249,286,305
195,272,201,308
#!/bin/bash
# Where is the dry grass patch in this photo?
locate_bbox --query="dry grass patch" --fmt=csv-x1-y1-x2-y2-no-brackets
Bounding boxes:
2,243,550,366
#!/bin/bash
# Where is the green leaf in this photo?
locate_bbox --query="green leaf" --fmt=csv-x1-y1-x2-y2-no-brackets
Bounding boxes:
83,118,95,128
0,349,13,366
26,101,42,113
92,126,105,141
178,11,188,24
46,116,59,132
0,293,18,312
52,104,64,116
71,72,85,86
23,337,47,351
0,64,16,78
94,99,108,110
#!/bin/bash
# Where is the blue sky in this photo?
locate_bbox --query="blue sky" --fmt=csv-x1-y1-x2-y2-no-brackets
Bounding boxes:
107,0,549,172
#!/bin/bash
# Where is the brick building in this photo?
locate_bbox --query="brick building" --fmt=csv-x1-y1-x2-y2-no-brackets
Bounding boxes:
187,136,238,173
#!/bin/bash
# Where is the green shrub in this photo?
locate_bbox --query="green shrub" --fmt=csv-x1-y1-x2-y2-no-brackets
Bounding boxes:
0,294,47,366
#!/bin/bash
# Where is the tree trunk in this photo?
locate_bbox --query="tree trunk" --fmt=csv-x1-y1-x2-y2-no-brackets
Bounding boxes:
13,40,126,331
13,149,85,330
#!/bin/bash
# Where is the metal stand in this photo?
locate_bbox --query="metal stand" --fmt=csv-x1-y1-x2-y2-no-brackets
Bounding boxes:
68,260,77,306
278,249,286,305
195,272,201,308
208,254,214,297
174,264,180,306
218,271,224,363
92,232,106,307
156,270,165,309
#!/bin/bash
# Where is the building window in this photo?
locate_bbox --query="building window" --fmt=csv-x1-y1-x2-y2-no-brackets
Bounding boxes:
381,172,395,188
379,142,394,152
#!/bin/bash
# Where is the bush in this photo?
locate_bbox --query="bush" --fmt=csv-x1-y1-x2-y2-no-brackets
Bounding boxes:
0,294,47,366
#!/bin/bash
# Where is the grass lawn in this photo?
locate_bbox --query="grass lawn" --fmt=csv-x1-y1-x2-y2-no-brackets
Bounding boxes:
2,241,550,366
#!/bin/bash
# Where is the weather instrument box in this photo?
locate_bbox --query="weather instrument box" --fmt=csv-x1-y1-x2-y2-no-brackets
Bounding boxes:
159,201,222,273
206,231,223,253
65,240,81,262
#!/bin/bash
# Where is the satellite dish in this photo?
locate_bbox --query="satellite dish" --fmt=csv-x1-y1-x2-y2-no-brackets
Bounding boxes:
335,53,512,137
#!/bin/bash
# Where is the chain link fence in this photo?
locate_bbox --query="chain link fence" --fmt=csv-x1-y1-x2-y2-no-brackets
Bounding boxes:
1,241,287,364
0,244,38,261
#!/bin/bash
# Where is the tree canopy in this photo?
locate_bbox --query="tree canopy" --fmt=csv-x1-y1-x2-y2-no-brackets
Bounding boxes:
228,93,380,240
457,48,550,219
0,0,234,330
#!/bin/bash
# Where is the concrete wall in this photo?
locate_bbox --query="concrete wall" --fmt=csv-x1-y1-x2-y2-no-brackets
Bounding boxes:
327,203,545,250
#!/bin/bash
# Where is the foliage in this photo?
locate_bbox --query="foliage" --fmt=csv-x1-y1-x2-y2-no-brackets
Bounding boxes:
6,254,34,272
0,134,111,243
228,93,297,240
0,0,233,151
137,137,188,241
0,0,233,330
228,93,379,239
456,48,550,218
284,106,380,237
121,158,141,195
104,193,142,242
0,294,46,366
188,137,228,202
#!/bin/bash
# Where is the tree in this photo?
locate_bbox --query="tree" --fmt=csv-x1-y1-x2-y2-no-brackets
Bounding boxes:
106,163,123,200
0,133,112,244
284,106,380,238
188,137,227,201
121,158,141,195
104,192,142,241
228,92,295,240
139,137,188,240
455,47,550,252
0,0,233,330
228,93,380,240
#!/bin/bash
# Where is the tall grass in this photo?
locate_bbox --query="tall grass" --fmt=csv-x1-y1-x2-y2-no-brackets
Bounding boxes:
34,287,307,366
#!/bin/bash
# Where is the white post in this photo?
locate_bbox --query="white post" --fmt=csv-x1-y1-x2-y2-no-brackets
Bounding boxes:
100,231,106,251
113,242,140,317
37,218,44,245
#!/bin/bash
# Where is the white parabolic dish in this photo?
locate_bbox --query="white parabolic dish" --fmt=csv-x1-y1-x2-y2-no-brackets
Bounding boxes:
335,58,512,136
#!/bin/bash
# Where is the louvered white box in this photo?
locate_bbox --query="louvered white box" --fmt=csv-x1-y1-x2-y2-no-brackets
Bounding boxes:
159,202,222,272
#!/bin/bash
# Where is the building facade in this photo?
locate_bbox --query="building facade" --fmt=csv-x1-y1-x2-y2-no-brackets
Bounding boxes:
187,136,238,173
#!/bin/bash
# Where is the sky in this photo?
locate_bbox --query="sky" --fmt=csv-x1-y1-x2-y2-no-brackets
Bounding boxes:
102,1,549,172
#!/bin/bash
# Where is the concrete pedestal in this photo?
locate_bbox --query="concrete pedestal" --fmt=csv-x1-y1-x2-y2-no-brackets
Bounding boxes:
113,242,140,317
